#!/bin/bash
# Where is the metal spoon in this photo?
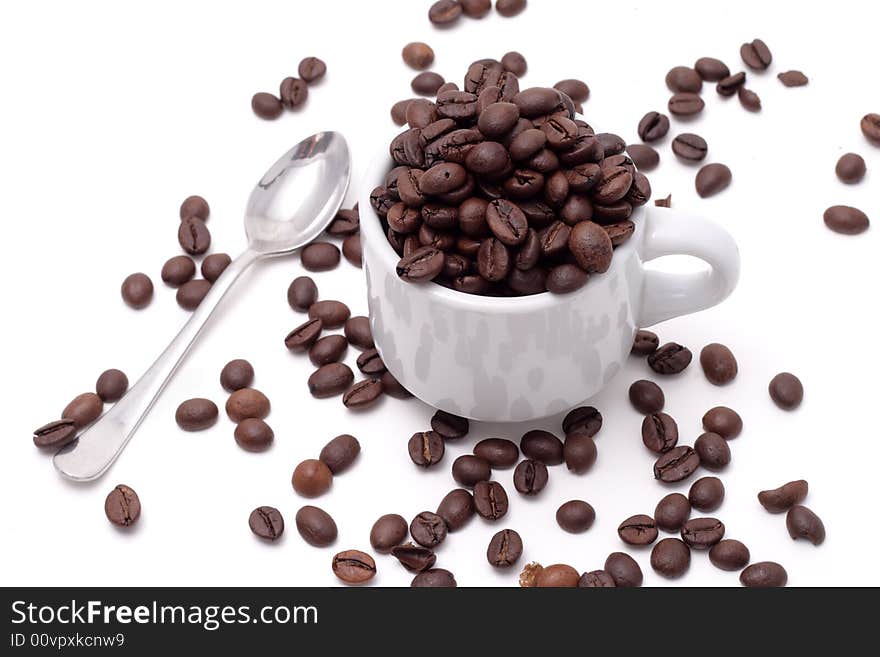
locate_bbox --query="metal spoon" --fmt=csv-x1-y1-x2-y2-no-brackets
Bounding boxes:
54,131,351,481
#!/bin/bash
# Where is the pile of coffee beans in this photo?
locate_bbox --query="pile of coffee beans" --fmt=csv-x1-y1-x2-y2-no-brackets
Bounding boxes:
427,0,525,27
252,56,326,120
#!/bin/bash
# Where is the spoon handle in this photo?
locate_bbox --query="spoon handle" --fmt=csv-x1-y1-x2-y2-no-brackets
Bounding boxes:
53,247,262,481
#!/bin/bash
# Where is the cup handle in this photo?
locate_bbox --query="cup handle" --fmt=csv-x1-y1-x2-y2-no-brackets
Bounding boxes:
637,206,740,327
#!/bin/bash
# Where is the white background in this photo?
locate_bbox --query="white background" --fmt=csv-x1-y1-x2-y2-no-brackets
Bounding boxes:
1,0,878,587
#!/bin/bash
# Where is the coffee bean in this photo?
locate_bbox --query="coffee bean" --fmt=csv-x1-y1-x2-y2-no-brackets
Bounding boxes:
431,409,469,438
473,438,519,468
512,87,563,118
412,71,445,96
666,66,702,93
249,506,284,541
219,359,254,392
629,380,665,414
176,279,211,311
642,412,678,453
121,273,153,309
654,493,691,532
342,233,362,267
225,388,270,422
709,539,750,571
768,372,803,410
380,371,412,398
637,111,670,142
836,153,866,184
478,102,521,139
201,253,231,283
487,529,523,567
461,0,491,17
370,514,408,553
758,480,809,513
786,505,826,545
689,476,724,512
544,263,586,293
702,406,743,439
653,445,699,482
618,514,658,546
509,128,547,160
343,379,384,409
626,143,659,171
308,363,355,398
180,194,209,221
309,335,348,366
392,542,437,571
473,480,509,520
694,432,730,470
161,255,196,287
292,459,333,497
405,99,438,129
738,87,761,111
568,221,612,273
298,56,326,83
301,242,340,271
175,398,218,431
778,70,809,87
452,454,491,487
294,506,336,546
557,500,595,533
672,133,708,162
278,76,307,109
234,418,273,451
553,79,589,104
328,209,360,237
354,349,385,376
177,217,211,256
740,561,787,587
740,38,772,70
408,431,445,467
33,419,77,450
513,458,548,495
104,484,141,527
434,489,473,531
592,165,631,202
520,429,563,465
563,433,597,473
315,434,360,475
287,276,318,312
648,342,692,374
332,550,376,585
631,330,659,356
477,237,511,281
681,517,725,549
716,71,746,96
536,564,579,587
62,392,103,429
496,0,526,17
410,511,448,548
823,205,869,235
428,0,462,24
308,300,350,330
501,51,527,77
285,318,323,352
411,568,457,587
604,552,642,587
668,93,704,116
95,368,128,402
699,343,738,385
861,113,880,142
562,406,602,436
484,199,527,246
694,57,730,81
651,538,691,578
397,246,445,282
251,92,283,119
402,42,434,70
578,570,616,587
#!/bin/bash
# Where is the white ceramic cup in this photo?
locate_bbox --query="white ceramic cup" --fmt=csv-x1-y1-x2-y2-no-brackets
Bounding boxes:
360,154,740,422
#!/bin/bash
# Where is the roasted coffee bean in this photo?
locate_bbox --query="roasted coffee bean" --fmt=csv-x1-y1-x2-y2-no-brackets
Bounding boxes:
397,246,445,282
309,335,348,366
178,216,211,255
553,79,589,103
716,71,746,96
654,493,691,532
578,570,616,587
694,57,730,81
513,458,548,495
308,363,355,398
681,517,725,549
546,264,588,293
175,398,218,431
665,66,702,93
672,133,708,162
428,0,462,24
513,228,541,269
778,70,809,87
503,261,544,294
568,221,612,273
371,186,396,216
287,276,318,312
618,514,658,545
562,405,602,436
234,417,275,452
199,253,230,284
668,92,704,116
176,279,211,310
62,392,103,429
391,99,413,125
292,459,333,497
543,117,580,151
380,371,411,398
629,380,664,414
641,412,678,453
474,438,519,468
406,99,438,129
301,242,340,271
626,143,659,171
758,480,808,513
604,552,642,587
593,165,631,203
342,316,373,350
411,568,457,587
436,91,478,122
225,388,269,422
33,419,77,450
332,550,376,585
626,172,651,207
535,564,579,588
485,199,527,246
452,454,491,487
95,368,128,402
408,431,445,467
499,51,527,77
355,349,386,376
293,56,325,83
219,359,254,393
436,488,474,531
411,71,445,96
768,372,803,410
709,539,750,571
702,406,742,439
518,562,543,587
689,476,725,512
696,163,732,198
387,202,421,233
648,342,692,374
319,434,360,474
563,163,601,192
251,92,283,119
402,42,434,70
740,562,787,587
477,237,512,281
249,506,284,541
699,343,738,385
509,128,547,160
740,38,772,70
653,445,699,482
370,514,408,553
631,330,659,356
410,511,448,548
121,272,153,309
786,505,825,545
637,111,670,142
738,87,761,111
487,529,523,567
539,220,571,256
694,432,730,470
556,500,596,533
512,87,562,118
161,255,196,287
295,506,336,546
520,429,564,465
563,433,597,473
392,542,436,571
474,480,508,520
285,318,323,352
496,0,526,17
104,484,141,527
279,77,307,109
823,205,870,235
836,153,866,184
461,0,492,17
431,409,469,438
651,538,691,578
478,102,521,139
180,194,209,221
861,113,880,142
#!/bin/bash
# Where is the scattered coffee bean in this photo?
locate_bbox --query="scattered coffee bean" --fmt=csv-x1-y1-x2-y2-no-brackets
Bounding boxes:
95,369,128,402
175,398,218,431
285,318,323,352
392,542,436,571
33,419,77,450
520,429,564,465
626,143,659,171
637,111,670,142
768,372,803,410
618,514,658,546
709,539,750,571
287,276,318,312
343,316,373,350
681,517,725,549
176,279,211,311
738,87,761,111
402,42,434,70
654,445,700,482
578,570,616,587
557,500,595,533
473,480,509,520
487,528,523,567
408,431,445,467
501,51,527,76
234,418,273,451
452,454,491,487
332,550,376,585
654,493,691,532
835,153,866,184
604,552,642,587
343,378,384,408
641,412,678,454
328,208,360,236
647,342,692,374
699,343,738,385
292,459,333,497
249,506,284,541
629,379,664,414
104,484,141,527
370,514,408,553
461,0,492,18
428,0,462,24
474,438,519,468
672,133,708,162
758,480,809,513
410,511,448,548
355,349,386,376
695,163,732,197
536,564,580,588
716,71,746,96
694,57,730,81
342,232,362,267
411,568,457,587
309,335,348,367
180,195,209,221
298,57,326,83
665,66,702,93
431,410,469,438
161,255,196,287
513,458,548,495
225,388,270,422
668,92,704,116
694,432,730,470
201,253,231,283
562,406,602,436
308,300,350,329
436,488,475,531
62,392,103,429
563,432,597,473
740,38,772,70
861,113,880,143
740,561,787,587
412,71,446,96
689,476,725,512
220,359,254,392
279,77,308,109
294,506,336,546
380,371,412,398
121,273,153,309
495,0,527,17
318,434,360,474
301,242,341,271
251,92,283,119
823,205,870,235
777,70,808,87
631,330,659,356
308,363,355,398
702,406,742,439
651,538,691,578
786,505,825,545
178,216,211,256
